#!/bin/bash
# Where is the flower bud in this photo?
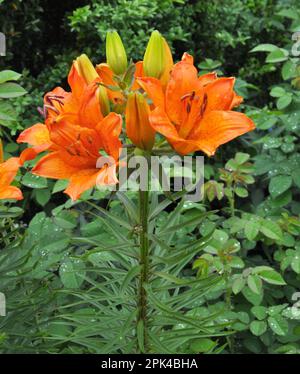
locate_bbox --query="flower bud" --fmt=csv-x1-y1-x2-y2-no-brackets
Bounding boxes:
159,37,174,87
74,54,98,84
106,31,128,75
97,84,110,116
143,30,166,79
126,92,155,151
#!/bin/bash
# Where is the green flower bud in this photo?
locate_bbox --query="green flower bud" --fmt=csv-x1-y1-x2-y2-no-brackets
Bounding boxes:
98,84,110,116
106,31,128,75
143,30,165,79
75,54,98,84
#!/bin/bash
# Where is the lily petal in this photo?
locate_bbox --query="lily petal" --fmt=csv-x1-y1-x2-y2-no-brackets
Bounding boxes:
230,93,244,108
96,63,124,102
68,62,87,99
19,148,40,165
132,61,144,90
198,72,217,86
78,81,104,128
191,110,255,156
96,112,122,160
17,123,52,152
137,77,165,108
165,53,202,125
32,152,79,179
0,185,23,200
149,106,200,155
0,157,20,186
204,77,236,113
64,168,100,201
96,164,118,186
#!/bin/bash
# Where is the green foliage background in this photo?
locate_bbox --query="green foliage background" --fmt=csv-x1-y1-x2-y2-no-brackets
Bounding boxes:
1,0,300,354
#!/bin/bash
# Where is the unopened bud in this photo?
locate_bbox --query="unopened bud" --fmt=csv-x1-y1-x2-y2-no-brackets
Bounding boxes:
97,84,110,116
143,30,166,79
159,37,173,87
106,31,128,75
126,92,155,151
75,54,98,84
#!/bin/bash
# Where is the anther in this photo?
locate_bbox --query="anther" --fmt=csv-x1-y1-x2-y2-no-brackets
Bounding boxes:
200,93,208,116
44,104,60,115
37,106,47,118
181,91,196,101
66,147,76,156
45,95,65,107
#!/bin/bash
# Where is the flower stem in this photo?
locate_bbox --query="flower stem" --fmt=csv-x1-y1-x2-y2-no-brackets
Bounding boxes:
137,188,150,353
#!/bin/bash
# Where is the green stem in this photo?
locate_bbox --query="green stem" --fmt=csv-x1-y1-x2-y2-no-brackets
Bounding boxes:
137,188,150,353
229,195,235,217
228,181,235,217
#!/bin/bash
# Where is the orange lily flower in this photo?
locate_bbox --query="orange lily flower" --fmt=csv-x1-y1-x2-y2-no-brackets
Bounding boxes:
43,59,106,127
17,56,108,164
0,139,22,200
137,53,255,156
17,55,122,200
30,112,122,201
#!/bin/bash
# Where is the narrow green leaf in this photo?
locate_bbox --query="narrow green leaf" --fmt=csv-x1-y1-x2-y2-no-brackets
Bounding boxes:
117,191,139,223
85,201,132,230
137,320,145,353
159,210,217,234
121,264,142,293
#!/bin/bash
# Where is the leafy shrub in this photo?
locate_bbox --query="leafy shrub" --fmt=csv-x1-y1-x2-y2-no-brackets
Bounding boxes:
68,0,195,62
